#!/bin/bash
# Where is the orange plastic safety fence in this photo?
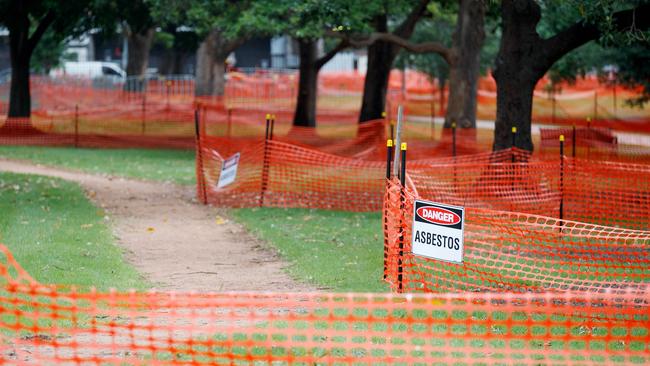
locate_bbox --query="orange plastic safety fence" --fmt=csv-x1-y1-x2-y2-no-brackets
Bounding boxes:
383,178,650,294
0,244,647,365
407,155,650,230
199,137,386,211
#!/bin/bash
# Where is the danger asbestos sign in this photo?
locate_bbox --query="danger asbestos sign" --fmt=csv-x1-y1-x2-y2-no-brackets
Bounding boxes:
411,199,465,263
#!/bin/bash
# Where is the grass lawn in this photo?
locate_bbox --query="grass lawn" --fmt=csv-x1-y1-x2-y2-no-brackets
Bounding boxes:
231,207,388,292
0,171,146,290
0,146,196,185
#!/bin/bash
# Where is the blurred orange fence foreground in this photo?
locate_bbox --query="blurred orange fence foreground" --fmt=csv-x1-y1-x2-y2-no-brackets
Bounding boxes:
0,244,648,365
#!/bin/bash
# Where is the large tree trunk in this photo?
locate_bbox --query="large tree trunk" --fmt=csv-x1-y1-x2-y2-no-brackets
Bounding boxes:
126,27,155,76
293,39,319,127
359,40,395,122
444,0,485,128
195,32,228,97
492,0,650,151
359,15,397,123
195,30,242,97
492,0,545,151
160,49,185,75
358,0,428,123
7,26,32,118
195,34,215,96
124,27,154,92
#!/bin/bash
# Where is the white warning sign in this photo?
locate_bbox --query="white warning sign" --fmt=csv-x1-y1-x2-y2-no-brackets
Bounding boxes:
411,199,465,263
217,153,240,188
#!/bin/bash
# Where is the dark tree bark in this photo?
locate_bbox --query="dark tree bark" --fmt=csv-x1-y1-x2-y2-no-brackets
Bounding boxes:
292,39,348,127
4,6,54,119
358,15,397,123
444,0,485,128
160,49,186,75
493,0,650,151
126,27,155,76
8,26,32,118
358,0,430,123
293,39,319,127
195,30,244,97
123,26,155,92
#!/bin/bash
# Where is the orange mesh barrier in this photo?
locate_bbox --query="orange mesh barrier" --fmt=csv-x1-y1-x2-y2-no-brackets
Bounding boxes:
407,155,650,230
198,137,386,211
0,244,648,365
383,178,650,294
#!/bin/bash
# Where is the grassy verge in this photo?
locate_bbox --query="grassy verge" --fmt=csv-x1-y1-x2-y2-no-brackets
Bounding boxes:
230,207,388,292
0,172,146,290
0,146,195,185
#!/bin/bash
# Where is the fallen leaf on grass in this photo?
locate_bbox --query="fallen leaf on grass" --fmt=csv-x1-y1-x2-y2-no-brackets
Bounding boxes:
147,227,155,233
215,216,226,225
80,224,94,229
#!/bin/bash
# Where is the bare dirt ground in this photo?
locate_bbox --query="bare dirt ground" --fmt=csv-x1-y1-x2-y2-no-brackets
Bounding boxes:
0,159,313,292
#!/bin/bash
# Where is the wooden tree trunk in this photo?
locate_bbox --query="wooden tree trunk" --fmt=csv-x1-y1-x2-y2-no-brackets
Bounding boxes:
359,15,397,123
8,41,31,118
444,0,485,128
195,30,240,97
6,15,32,119
195,34,215,97
293,39,319,127
490,0,648,151
492,0,543,151
126,27,155,77
358,40,395,123
211,58,227,96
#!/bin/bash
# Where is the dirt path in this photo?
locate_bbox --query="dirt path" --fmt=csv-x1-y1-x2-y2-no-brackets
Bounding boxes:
0,159,313,292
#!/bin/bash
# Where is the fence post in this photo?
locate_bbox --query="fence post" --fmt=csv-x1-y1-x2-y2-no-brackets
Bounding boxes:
270,114,275,140
451,121,456,157
586,117,591,159
383,139,393,280
74,104,79,148
511,126,517,161
166,80,172,109
398,142,407,293
201,104,207,137
559,134,565,227
386,139,393,181
430,91,436,140
194,108,208,204
259,114,272,207
511,126,517,193
141,94,146,135
227,108,232,138
594,90,598,123
572,124,576,158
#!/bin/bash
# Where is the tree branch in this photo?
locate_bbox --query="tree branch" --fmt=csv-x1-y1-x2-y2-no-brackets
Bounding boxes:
315,39,349,69
327,30,451,64
393,0,431,38
540,3,650,73
28,10,56,53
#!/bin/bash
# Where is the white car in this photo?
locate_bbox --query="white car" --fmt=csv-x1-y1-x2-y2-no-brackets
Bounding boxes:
50,61,126,80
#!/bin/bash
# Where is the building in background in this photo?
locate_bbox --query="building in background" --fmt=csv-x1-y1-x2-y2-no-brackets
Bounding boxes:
0,26,367,78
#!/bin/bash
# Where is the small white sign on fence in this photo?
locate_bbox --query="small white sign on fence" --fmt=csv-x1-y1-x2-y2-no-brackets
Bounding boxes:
217,153,240,188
